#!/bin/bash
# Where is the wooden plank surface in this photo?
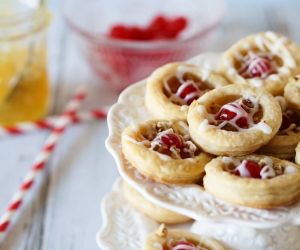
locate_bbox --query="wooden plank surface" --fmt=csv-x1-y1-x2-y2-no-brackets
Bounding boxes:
0,0,300,249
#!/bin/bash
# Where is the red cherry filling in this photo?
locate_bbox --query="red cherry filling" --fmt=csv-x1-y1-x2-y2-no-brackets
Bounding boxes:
215,103,250,129
170,241,197,250
235,160,262,179
236,117,249,129
215,106,237,121
160,133,184,149
177,83,201,105
241,54,275,79
150,128,199,159
108,15,188,41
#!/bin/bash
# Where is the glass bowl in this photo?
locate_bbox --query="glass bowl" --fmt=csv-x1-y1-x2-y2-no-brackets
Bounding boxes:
63,0,225,91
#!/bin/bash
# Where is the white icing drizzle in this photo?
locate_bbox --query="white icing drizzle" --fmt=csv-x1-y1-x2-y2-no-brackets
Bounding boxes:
260,164,276,179
235,160,251,177
151,128,175,148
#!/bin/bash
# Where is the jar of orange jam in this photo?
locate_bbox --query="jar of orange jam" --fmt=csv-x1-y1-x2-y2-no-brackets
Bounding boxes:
0,2,50,126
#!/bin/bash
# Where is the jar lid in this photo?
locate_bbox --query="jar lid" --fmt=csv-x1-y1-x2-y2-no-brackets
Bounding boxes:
0,0,50,41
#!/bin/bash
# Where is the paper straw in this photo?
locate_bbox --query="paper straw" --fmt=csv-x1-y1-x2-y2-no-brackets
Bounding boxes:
0,86,86,240
0,109,107,137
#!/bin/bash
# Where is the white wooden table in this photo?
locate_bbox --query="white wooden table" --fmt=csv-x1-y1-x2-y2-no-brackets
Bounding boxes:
0,0,300,249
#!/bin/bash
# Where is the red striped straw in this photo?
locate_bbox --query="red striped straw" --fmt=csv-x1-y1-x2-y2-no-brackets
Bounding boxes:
0,86,86,240
0,109,107,137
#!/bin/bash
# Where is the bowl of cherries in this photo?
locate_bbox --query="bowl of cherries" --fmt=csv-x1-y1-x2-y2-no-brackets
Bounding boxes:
64,0,225,91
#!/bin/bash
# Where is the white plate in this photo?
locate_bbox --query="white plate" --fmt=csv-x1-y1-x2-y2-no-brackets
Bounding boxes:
97,178,300,250
96,178,193,250
105,52,300,229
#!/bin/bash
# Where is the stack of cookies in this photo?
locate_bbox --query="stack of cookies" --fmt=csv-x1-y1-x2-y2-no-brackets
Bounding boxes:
120,31,300,250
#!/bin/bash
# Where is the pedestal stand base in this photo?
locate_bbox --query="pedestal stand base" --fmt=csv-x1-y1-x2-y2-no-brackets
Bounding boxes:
191,220,300,250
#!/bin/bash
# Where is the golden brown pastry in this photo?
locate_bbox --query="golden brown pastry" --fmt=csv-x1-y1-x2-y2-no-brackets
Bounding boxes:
145,62,228,120
284,75,300,110
143,224,225,250
122,120,212,184
204,155,300,209
220,31,300,96
187,84,282,156
122,181,191,224
258,96,300,159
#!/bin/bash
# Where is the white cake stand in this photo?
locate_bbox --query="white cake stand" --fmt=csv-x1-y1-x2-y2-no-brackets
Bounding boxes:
97,178,193,250
105,53,300,250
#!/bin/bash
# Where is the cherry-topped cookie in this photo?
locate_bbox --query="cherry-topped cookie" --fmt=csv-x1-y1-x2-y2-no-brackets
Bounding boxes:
204,155,300,208
220,31,300,96
143,225,225,250
146,62,228,120
187,84,282,156
259,96,300,159
121,120,212,184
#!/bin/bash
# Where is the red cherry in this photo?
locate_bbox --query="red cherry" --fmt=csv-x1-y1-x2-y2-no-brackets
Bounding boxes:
236,117,249,128
172,16,188,32
127,26,146,40
235,160,262,179
280,114,292,131
170,241,196,250
179,83,199,98
149,15,168,33
164,17,188,39
215,107,237,121
186,95,200,105
177,82,200,105
215,103,250,128
243,55,274,78
160,133,184,149
109,25,131,39
108,15,188,41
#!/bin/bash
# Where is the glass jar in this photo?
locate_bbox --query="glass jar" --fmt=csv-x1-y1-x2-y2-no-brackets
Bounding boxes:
0,1,50,126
